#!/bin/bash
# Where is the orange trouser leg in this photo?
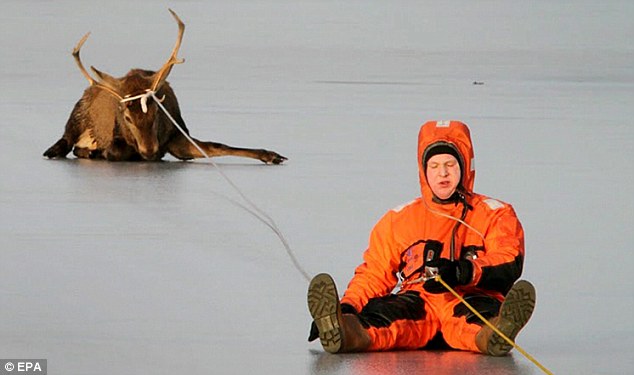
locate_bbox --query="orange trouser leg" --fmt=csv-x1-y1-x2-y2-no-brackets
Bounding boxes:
437,294,501,353
363,305,439,351
439,315,481,352
353,290,438,351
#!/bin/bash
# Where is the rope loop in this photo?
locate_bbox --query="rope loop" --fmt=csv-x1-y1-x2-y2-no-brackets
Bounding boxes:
120,90,165,113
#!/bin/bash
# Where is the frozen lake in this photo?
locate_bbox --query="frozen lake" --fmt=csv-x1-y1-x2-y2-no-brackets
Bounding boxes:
1,1,633,374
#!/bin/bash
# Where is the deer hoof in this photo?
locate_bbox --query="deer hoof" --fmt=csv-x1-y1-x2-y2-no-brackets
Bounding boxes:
43,139,71,159
262,150,287,165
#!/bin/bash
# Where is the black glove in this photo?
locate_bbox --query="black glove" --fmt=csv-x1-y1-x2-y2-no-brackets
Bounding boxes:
423,258,473,294
308,303,357,342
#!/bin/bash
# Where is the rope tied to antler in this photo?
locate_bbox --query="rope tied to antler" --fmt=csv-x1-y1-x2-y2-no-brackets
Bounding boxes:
71,8,185,103
120,90,165,113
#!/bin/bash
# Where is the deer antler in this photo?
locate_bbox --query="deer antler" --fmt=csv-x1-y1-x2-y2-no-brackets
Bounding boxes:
72,32,123,100
72,33,96,86
150,8,186,92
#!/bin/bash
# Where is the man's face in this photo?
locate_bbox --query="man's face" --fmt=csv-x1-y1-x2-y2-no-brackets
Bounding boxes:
425,154,461,200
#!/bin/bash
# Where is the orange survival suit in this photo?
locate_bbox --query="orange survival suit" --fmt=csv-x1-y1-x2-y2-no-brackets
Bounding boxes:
339,120,525,352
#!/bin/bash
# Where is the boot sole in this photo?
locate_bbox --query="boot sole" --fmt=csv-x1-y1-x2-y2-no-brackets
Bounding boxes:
307,273,342,353
488,280,536,356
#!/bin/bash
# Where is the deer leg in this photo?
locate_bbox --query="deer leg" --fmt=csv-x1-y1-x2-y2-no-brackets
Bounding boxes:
104,138,143,161
73,147,99,159
43,138,73,158
167,135,287,164
44,100,90,159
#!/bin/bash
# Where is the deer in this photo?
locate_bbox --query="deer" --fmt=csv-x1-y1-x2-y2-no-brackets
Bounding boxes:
43,9,287,164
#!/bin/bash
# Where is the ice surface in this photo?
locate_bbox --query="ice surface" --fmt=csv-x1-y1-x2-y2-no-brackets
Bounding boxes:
1,1,633,374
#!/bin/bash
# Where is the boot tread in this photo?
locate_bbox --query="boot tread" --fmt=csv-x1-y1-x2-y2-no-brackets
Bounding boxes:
488,280,536,356
307,273,343,353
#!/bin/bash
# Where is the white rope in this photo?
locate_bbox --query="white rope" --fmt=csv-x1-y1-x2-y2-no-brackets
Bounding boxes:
144,90,312,283
422,194,485,241
121,91,153,113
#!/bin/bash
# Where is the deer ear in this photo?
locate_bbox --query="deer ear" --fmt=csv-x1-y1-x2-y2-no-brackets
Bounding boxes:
90,66,118,86
90,66,122,99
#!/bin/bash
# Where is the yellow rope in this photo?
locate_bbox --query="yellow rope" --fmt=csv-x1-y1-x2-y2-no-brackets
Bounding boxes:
435,275,554,375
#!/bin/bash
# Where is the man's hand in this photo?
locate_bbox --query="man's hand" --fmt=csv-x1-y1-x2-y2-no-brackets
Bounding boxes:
423,259,473,294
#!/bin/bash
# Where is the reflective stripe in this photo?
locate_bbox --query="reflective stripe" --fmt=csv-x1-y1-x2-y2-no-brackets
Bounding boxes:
391,199,417,213
436,120,451,127
484,198,504,210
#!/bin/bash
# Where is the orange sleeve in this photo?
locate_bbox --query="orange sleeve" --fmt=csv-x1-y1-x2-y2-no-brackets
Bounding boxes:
470,205,525,294
340,211,402,312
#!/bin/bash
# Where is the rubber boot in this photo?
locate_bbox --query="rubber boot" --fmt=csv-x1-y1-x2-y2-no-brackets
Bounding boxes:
308,273,371,353
475,280,536,356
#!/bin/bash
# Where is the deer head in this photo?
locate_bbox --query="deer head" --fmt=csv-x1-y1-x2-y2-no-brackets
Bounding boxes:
72,9,185,160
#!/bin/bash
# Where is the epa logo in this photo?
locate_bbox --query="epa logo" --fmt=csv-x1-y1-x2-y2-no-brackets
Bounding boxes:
2,360,46,374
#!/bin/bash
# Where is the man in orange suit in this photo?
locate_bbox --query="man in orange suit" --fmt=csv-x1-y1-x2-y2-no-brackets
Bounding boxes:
308,120,536,355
